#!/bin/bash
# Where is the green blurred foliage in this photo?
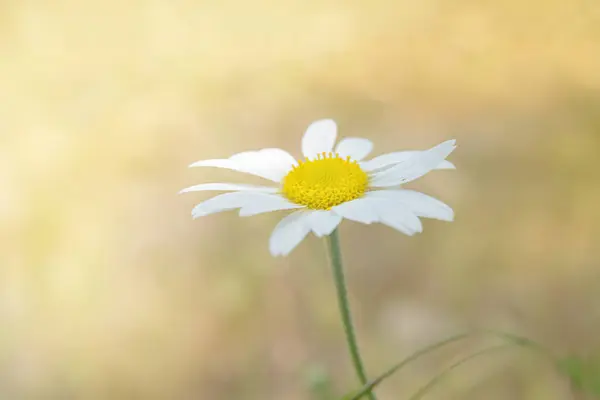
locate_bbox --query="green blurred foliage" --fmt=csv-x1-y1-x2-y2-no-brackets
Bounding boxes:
558,356,600,398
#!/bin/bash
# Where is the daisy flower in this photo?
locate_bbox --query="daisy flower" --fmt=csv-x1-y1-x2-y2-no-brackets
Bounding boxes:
181,119,456,256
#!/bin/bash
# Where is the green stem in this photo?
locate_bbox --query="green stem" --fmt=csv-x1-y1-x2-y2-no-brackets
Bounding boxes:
325,228,377,400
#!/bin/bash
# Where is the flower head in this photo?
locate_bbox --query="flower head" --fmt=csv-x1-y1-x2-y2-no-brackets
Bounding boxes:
282,153,369,209
181,119,456,256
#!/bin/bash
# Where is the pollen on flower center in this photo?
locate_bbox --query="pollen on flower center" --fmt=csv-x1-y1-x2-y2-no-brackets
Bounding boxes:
282,152,369,210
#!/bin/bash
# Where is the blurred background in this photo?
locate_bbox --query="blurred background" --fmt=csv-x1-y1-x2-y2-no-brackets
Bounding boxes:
1,0,600,398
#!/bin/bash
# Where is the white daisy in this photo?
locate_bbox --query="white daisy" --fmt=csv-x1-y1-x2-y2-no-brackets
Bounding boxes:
181,119,456,256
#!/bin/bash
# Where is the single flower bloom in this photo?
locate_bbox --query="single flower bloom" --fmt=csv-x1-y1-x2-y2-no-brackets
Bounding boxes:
181,119,456,256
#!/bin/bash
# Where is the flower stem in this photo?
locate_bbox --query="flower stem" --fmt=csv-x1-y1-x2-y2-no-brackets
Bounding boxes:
325,228,377,400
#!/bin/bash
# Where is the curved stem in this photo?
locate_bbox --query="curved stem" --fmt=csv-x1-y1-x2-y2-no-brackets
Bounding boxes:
325,228,377,400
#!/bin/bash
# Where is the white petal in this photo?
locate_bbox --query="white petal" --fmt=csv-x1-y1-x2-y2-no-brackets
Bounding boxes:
366,190,454,221
438,160,456,170
379,209,423,236
180,183,278,194
269,211,312,257
189,148,297,182
361,150,455,172
307,210,343,237
191,191,275,218
335,137,374,161
369,140,456,187
301,119,337,159
331,198,379,224
367,196,423,235
239,195,304,217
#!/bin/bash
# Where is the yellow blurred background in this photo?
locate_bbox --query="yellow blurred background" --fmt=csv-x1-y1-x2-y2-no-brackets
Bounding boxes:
2,0,600,398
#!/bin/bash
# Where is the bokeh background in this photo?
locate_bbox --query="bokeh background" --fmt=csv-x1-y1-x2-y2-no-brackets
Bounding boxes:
2,0,600,398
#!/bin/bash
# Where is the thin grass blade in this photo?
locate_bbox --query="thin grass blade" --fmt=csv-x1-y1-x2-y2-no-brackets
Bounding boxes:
343,333,470,400
407,344,509,400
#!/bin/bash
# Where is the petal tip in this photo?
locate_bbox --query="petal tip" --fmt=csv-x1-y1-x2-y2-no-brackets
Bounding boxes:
188,160,204,168
313,118,336,125
238,209,253,217
437,139,457,152
268,246,284,257
312,230,325,238
306,119,338,136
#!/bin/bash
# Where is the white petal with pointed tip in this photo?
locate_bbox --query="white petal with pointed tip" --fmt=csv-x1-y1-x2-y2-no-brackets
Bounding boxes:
301,119,337,159
367,196,423,235
239,195,304,217
192,191,277,218
335,137,374,161
189,148,297,182
180,183,278,194
366,190,454,221
361,150,455,172
308,210,343,237
269,211,312,256
437,160,455,170
331,198,379,224
369,140,456,187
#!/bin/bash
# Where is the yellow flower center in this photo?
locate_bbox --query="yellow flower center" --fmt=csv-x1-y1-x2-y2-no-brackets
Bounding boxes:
282,152,369,210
